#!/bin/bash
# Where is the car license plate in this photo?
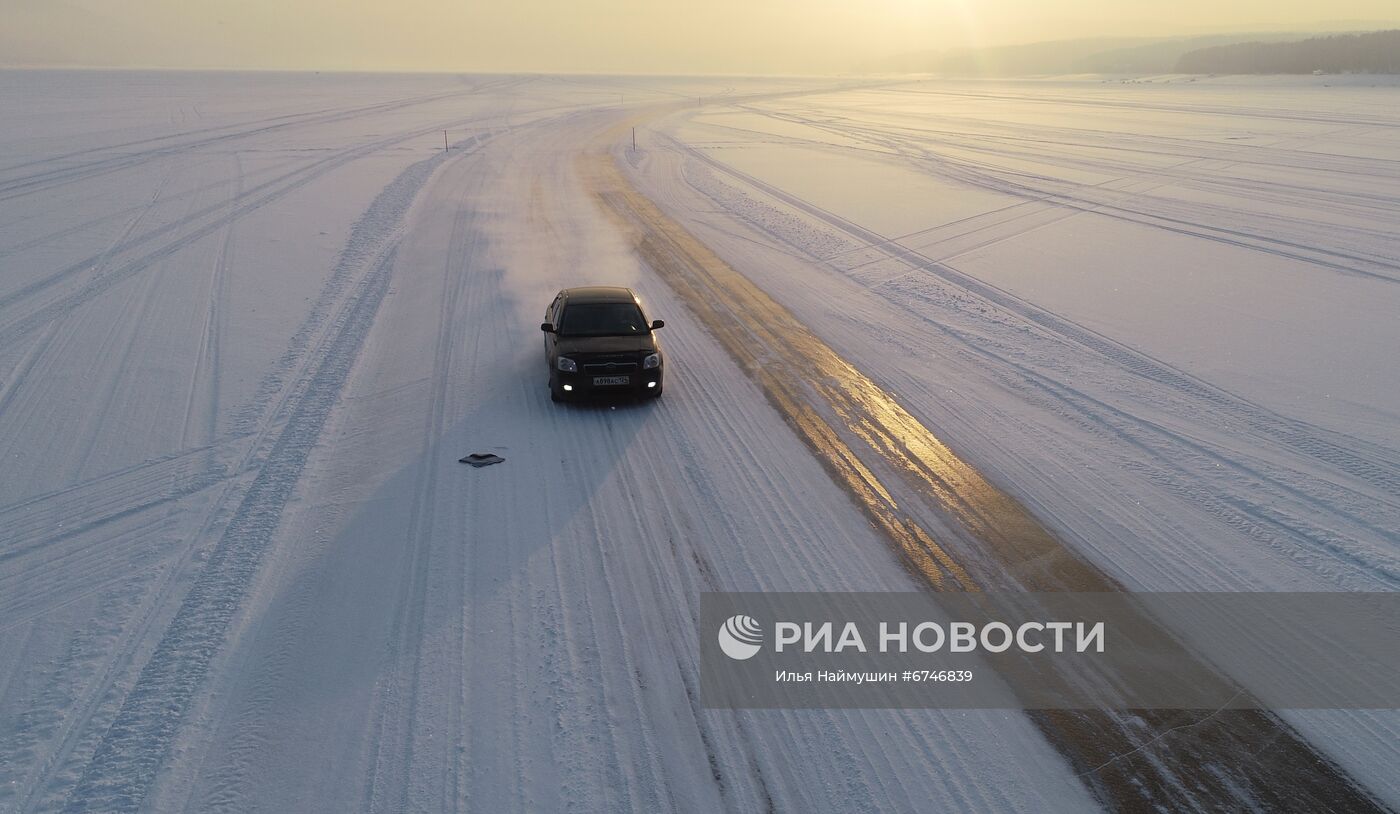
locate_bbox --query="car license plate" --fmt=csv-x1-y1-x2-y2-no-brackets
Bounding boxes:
593,375,629,386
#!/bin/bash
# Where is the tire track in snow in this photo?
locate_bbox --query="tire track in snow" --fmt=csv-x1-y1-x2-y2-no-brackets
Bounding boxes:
0,114,489,344
671,134,1400,504
783,108,1400,285
57,247,396,813
875,84,1400,130
360,171,477,814
0,89,441,177
54,132,475,813
0,442,241,644
63,225,183,484
0,134,491,685
2,97,588,591
9,113,523,814
180,150,242,451
0,125,509,631
754,103,1400,203
671,143,1400,577
0,80,515,202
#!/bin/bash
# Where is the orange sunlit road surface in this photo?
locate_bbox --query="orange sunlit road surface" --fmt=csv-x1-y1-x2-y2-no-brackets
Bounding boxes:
587,121,1103,595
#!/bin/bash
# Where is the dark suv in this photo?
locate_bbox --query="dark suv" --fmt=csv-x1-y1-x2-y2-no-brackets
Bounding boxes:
541,286,665,402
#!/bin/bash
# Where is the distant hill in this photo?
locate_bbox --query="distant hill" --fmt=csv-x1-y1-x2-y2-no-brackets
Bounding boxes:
1076,36,1291,74
1175,30,1400,74
862,28,1399,77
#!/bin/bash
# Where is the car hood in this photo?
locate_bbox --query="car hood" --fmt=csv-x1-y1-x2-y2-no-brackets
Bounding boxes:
555,334,657,355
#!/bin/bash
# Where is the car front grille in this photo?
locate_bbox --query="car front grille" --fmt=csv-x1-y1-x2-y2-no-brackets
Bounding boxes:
582,361,638,373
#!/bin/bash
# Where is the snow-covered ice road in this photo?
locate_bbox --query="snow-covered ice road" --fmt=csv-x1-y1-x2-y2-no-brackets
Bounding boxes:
1,71,1397,812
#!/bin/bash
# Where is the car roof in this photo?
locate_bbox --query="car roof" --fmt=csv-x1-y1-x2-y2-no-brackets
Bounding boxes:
561,286,637,304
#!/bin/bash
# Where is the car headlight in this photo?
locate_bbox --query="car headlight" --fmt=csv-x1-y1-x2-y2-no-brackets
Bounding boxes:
557,357,577,372
643,353,661,370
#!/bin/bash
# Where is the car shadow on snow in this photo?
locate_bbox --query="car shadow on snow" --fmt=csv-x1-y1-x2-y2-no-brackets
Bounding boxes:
185,358,667,806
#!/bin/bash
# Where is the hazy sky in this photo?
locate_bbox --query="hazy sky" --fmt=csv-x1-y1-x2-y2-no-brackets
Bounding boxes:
4,0,1398,73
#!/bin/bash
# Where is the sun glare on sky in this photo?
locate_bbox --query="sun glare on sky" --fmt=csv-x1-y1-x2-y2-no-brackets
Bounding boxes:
3,0,1398,73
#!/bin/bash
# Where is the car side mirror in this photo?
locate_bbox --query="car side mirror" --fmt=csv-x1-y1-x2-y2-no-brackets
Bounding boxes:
540,322,555,333
651,320,665,330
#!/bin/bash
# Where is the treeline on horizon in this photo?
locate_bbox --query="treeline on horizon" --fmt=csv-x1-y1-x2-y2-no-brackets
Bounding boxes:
1175,30,1400,74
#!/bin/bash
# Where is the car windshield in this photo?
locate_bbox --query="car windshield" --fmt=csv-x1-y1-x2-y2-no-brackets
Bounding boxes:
559,302,648,337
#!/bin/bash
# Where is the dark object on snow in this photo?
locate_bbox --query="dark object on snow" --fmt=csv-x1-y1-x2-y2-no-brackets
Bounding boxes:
459,453,504,467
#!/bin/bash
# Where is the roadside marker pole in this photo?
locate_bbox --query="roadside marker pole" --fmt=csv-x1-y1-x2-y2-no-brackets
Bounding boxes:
444,130,448,152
